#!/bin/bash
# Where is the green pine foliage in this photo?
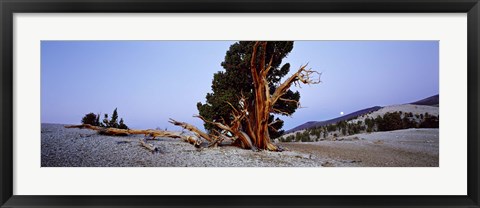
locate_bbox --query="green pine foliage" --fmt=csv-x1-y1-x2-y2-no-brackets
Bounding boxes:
118,118,129,129
377,112,403,131
419,113,439,128
81,113,100,126
109,108,119,128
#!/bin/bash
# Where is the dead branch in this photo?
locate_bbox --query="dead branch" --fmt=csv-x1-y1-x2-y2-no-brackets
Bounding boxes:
279,97,300,107
64,124,202,151
271,64,321,106
195,115,233,134
184,135,202,147
168,118,212,142
208,129,231,147
272,108,291,116
194,114,253,149
139,139,159,153
65,124,102,131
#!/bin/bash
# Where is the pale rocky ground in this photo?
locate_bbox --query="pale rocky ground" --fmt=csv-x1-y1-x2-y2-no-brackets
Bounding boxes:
281,128,439,167
41,124,438,167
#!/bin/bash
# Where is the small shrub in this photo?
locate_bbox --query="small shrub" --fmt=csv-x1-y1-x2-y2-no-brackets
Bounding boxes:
81,113,99,126
419,114,439,128
118,118,129,129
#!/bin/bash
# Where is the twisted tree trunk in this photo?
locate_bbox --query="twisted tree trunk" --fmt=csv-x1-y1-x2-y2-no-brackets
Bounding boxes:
236,41,320,151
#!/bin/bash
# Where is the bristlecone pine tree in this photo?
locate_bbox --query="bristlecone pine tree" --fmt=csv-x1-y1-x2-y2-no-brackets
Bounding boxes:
181,41,320,151
197,41,300,140
66,41,320,152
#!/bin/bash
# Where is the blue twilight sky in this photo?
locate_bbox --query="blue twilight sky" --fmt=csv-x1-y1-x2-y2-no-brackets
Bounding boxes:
41,41,439,131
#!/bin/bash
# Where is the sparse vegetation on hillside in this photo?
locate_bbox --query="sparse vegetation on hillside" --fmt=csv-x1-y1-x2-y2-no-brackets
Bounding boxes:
277,111,439,142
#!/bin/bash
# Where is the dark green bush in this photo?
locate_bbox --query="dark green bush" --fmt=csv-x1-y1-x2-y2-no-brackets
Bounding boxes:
83,108,129,129
419,114,439,128
81,113,100,126
118,118,129,129
377,112,403,131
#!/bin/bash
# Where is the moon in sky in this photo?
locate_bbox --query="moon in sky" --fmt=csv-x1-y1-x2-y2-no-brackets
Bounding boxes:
340,112,344,115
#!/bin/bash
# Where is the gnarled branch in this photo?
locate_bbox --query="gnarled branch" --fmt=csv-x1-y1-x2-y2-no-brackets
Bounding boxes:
168,118,212,142
271,64,321,106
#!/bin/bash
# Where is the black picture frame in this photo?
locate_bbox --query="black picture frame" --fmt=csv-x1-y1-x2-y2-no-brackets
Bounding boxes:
1,0,479,207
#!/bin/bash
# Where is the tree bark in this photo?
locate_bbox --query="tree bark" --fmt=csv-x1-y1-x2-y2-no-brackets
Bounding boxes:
234,41,319,151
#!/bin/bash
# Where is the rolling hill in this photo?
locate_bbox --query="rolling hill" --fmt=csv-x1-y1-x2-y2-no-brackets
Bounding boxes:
285,94,439,134
410,94,439,106
285,106,382,133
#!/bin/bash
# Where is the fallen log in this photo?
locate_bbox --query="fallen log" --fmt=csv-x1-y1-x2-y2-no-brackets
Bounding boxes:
65,124,182,138
99,128,129,136
64,124,202,148
65,124,102,131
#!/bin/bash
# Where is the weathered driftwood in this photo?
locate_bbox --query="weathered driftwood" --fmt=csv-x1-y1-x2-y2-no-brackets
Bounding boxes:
139,139,158,153
64,124,201,149
65,124,182,138
65,124,102,130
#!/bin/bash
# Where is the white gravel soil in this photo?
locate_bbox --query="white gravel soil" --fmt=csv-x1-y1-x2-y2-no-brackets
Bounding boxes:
42,124,438,167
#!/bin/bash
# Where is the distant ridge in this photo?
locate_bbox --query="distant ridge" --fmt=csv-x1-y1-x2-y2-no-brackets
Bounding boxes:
285,106,382,133
410,94,439,106
285,94,439,134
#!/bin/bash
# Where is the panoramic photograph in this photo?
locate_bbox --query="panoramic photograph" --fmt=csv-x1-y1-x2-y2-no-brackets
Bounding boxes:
41,40,439,167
